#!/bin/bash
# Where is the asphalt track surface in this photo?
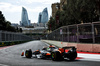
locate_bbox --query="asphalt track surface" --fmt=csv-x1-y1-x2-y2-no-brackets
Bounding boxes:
0,41,100,66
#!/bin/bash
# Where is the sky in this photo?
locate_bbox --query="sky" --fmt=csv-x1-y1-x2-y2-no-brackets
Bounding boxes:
0,0,60,24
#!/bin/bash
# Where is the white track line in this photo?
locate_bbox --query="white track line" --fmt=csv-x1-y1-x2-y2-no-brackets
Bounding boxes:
78,53,100,62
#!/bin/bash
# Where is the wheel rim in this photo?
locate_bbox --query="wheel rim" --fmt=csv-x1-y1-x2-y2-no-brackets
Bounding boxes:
52,53,56,60
25,52,28,57
52,53,55,59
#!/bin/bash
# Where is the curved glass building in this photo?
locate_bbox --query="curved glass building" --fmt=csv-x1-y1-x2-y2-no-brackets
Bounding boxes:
38,12,42,23
38,7,48,24
20,7,31,27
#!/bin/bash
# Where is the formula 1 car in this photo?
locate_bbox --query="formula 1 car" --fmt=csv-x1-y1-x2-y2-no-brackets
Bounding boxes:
21,45,77,61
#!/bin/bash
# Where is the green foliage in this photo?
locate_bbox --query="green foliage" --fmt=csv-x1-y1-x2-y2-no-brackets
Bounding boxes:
47,0,100,31
47,16,56,31
15,27,22,32
0,41,31,47
0,11,20,32
62,0,99,23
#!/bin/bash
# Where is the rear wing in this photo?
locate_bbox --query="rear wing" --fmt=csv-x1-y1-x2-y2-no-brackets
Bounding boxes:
62,46,77,52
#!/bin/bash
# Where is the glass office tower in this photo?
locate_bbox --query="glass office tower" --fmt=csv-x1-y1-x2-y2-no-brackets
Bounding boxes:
41,7,48,23
20,7,31,26
38,12,42,23
38,7,48,24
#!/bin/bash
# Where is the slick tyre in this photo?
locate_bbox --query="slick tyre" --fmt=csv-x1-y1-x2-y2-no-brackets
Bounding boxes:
25,49,32,58
68,52,77,61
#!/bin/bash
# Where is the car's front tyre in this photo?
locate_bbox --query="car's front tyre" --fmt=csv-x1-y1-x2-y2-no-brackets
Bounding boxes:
25,49,32,58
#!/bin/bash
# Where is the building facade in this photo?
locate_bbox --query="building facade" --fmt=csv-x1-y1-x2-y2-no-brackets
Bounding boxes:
38,12,42,23
38,8,48,24
41,8,48,24
20,7,31,27
51,3,60,18
22,27,47,34
11,23,19,29
51,0,67,18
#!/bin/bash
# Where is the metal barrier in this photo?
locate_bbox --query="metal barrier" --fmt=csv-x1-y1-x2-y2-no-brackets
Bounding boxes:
0,31,32,42
43,22,100,43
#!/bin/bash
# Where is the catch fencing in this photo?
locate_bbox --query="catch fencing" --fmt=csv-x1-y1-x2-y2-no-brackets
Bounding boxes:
0,31,33,42
43,22,100,43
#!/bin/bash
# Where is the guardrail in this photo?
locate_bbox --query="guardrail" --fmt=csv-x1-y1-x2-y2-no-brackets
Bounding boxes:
43,22,100,43
0,31,33,42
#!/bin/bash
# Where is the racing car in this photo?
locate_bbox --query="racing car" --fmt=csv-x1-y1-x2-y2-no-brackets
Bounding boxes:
21,45,77,61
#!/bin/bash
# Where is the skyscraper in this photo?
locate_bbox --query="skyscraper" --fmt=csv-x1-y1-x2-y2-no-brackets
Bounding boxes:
38,7,48,24
20,7,31,27
41,8,48,23
38,12,42,23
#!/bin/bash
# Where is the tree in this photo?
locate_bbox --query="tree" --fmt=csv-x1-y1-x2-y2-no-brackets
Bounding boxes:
0,11,6,30
47,17,56,31
0,11,19,32
60,0,99,24
19,28,22,33
47,0,100,31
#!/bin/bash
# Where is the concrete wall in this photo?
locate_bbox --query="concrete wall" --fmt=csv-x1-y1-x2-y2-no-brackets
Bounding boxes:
42,40,100,53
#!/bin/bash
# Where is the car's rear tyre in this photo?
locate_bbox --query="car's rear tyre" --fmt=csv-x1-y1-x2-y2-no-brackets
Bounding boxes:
68,52,77,61
51,51,63,61
25,49,32,58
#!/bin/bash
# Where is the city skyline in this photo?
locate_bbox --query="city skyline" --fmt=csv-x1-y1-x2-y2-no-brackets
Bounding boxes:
0,0,60,24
